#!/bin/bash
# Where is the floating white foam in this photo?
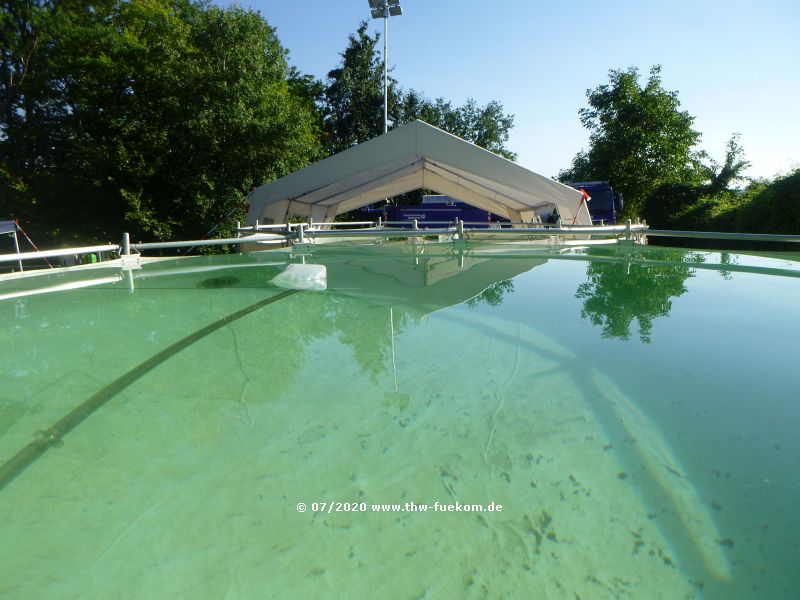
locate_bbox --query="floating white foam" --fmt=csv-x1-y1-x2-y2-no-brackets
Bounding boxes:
270,263,327,292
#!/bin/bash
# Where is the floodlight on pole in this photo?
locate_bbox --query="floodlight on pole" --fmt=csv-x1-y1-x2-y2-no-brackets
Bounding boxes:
367,0,402,134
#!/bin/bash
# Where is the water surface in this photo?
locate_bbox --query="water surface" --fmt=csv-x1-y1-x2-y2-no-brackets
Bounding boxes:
1,244,798,599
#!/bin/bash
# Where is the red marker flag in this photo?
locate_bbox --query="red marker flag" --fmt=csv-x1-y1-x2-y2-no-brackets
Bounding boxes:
572,188,592,225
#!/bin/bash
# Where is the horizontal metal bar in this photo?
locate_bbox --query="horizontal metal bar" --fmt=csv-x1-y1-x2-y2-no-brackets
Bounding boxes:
462,221,547,226
309,221,377,227
467,225,637,235
131,234,288,251
383,220,454,226
300,224,643,239
7,225,795,269
644,230,800,243
0,244,119,264
461,224,529,228
237,224,293,231
371,222,636,234
305,228,455,238
0,274,123,301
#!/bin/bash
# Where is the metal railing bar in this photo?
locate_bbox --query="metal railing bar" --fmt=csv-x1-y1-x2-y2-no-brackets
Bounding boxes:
644,230,800,243
237,224,295,231
0,275,124,302
382,220,454,226
308,221,377,227
131,233,288,251
465,226,634,235
4,225,799,269
0,244,120,264
305,227,456,238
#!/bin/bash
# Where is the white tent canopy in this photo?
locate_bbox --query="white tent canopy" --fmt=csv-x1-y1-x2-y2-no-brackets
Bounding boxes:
246,120,591,226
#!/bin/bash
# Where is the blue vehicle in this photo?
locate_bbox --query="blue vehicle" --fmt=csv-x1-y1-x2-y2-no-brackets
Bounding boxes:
567,181,624,225
366,195,508,228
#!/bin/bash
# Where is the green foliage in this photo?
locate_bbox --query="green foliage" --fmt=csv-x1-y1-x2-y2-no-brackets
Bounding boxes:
1,0,322,243
640,183,699,230
705,133,750,196
576,248,702,342
637,138,800,246
322,21,516,161
559,66,705,217
322,21,396,153
397,91,516,160
559,66,799,244
678,189,747,232
642,182,750,233
735,170,800,235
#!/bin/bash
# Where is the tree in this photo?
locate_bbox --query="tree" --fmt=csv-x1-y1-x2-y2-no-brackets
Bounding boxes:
1,0,67,234
396,91,516,160
735,169,800,236
322,21,396,154
1,1,323,243
134,3,324,240
559,66,705,217
323,22,516,160
705,133,750,195
640,134,751,233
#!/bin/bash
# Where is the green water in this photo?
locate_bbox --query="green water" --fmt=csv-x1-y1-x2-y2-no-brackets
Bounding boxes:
1,244,798,599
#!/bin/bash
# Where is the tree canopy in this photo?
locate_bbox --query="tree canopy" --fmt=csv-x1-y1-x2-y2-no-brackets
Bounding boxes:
322,21,516,160
558,66,705,217
1,0,321,243
555,64,800,240
396,92,516,161
321,21,395,154
735,170,800,236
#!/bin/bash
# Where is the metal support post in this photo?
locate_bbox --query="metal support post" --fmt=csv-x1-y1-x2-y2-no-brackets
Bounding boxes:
12,224,23,272
384,14,388,133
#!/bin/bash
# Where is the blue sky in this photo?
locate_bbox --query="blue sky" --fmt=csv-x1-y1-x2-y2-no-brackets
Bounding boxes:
224,0,798,181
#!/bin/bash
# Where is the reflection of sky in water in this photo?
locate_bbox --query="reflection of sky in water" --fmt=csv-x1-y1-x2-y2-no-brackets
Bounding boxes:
0,245,798,599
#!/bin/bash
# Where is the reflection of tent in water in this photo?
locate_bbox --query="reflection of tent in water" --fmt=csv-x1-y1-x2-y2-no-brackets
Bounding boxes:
311,248,547,315
300,247,547,408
